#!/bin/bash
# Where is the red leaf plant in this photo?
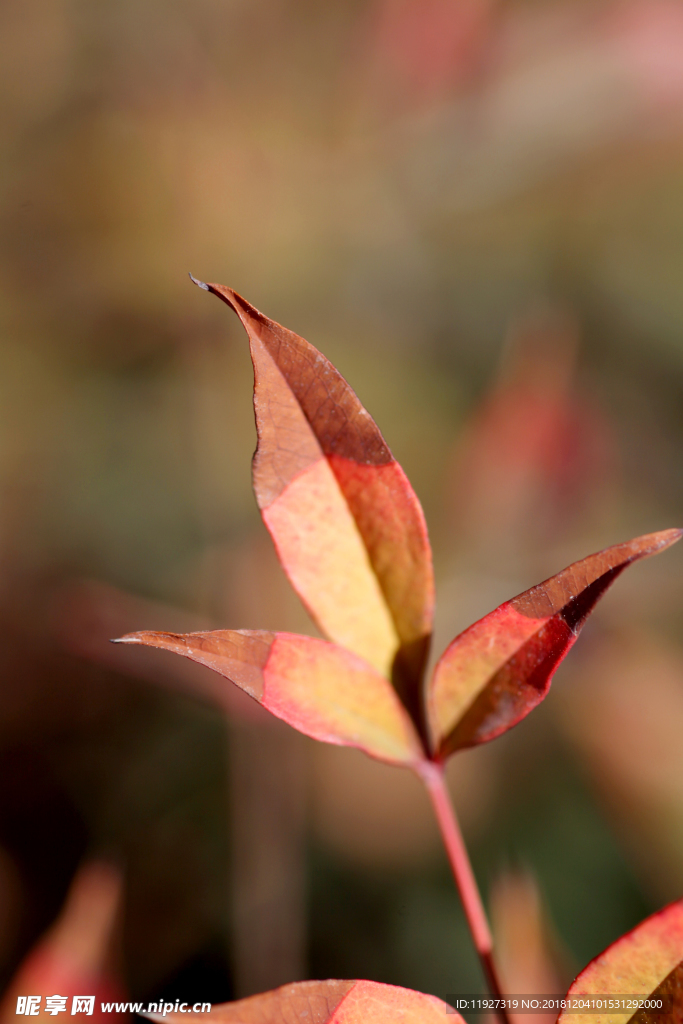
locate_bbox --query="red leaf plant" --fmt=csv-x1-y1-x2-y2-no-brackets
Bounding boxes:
115,280,681,1024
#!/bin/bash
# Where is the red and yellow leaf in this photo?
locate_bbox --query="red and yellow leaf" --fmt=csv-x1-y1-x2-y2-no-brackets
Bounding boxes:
116,629,424,766
428,529,682,757
193,281,434,714
148,979,459,1023
558,899,683,1024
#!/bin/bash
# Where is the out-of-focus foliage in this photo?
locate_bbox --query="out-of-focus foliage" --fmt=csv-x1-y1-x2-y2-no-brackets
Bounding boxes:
490,869,568,1024
2,0,683,1012
0,863,125,1024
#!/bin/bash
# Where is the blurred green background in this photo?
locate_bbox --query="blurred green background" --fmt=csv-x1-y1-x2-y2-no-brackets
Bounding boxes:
2,0,683,1016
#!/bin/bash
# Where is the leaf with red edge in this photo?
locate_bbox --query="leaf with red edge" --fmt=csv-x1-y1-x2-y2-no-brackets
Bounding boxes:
192,280,434,721
428,529,682,758
147,979,460,1024
115,630,425,767
558,899,683,1024
0,862,125,1024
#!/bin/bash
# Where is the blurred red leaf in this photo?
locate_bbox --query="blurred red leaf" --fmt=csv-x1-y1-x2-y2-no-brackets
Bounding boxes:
116,629,424,767
0,862,125,1024
428,529,682,757
558,899,683,1024
558,627,683,902
606,0,683,107
194,281,434,726
490,870,569,1024
367,0,495,103
447,308,615,554
149,979,459,1024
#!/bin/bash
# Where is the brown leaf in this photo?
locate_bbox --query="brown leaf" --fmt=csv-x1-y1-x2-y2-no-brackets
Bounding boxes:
148,978,459,1023
116,629,425,767
428,529,682,757
193,281,434,724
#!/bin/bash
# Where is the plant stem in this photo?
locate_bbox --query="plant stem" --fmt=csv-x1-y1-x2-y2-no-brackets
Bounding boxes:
418,760,511,1024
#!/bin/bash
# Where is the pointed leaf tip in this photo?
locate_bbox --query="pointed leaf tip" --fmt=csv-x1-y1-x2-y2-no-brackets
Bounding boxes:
428,528,682,757
188,272,209,290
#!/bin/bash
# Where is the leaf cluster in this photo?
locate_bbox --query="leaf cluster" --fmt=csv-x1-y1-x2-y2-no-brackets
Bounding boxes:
118,283,680,773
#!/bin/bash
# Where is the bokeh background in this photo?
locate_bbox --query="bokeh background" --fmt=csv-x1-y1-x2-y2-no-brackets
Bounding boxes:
2,0,683,1019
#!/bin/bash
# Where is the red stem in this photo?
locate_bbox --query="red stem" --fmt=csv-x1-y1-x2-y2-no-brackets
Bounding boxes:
418,761,511,1024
